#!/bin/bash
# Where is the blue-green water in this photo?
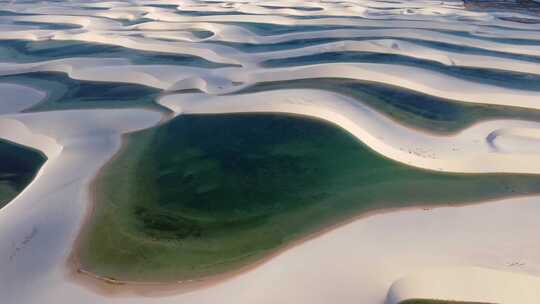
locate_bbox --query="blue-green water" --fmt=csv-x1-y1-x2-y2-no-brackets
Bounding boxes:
238,78,540,133
0,140,46,209
0,72,161,111
82,113,540,281
263,51,540,91
0,39,236,68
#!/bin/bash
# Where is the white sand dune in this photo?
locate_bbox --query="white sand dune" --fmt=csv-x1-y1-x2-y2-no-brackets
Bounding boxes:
387,267,540,304
160,89,540,174
1,1,540,68
9,195,540,304
0,59,228,92
1,0,540,303
487,127,540,153
247,39,540,75
0,109,161,304
0,83,45,115
234,63,540,110
1,59,538,110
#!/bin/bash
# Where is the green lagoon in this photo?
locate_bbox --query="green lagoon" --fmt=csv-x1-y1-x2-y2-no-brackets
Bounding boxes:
80,113,540,281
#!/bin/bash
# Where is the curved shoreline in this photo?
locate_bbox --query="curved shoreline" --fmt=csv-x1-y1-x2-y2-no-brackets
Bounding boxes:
0,137,47,210
72,149,538,297
67,108,540,296
159,89,540,174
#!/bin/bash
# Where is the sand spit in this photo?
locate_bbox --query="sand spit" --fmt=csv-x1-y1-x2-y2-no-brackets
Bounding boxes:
0,109,162,304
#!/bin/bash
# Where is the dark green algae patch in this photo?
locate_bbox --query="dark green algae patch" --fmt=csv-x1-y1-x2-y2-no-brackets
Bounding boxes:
0,139,46,209
81,113,540,282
